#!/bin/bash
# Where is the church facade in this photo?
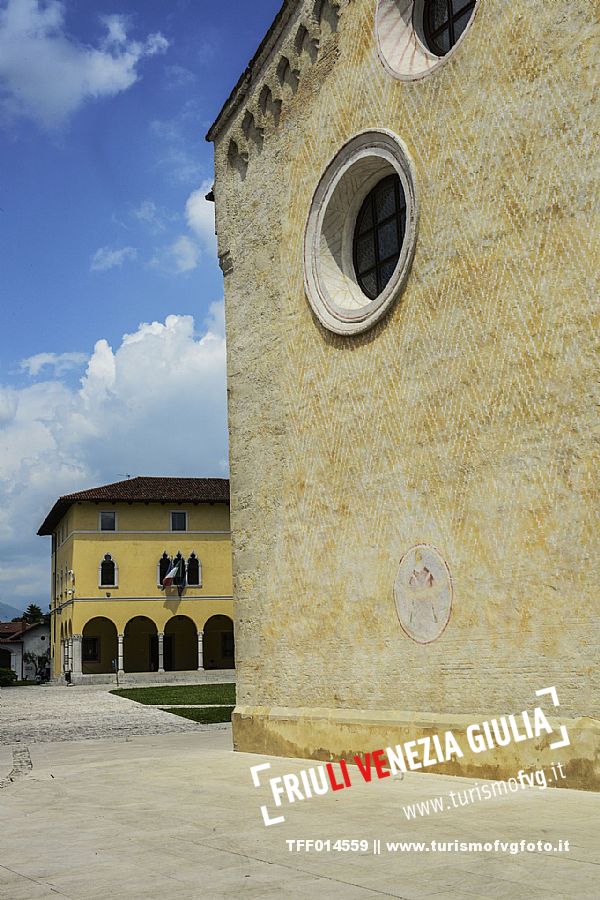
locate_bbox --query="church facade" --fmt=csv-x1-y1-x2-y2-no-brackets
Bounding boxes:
207,0,600,789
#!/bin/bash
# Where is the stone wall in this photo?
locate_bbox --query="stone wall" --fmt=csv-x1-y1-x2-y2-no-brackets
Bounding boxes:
210,0,600,787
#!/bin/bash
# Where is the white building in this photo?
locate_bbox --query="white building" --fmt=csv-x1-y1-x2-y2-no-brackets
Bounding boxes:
0,622,50,681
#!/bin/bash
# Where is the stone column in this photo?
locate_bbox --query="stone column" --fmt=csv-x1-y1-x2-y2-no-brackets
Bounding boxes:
197,631,204,671
157,632,165,673
60,640,65,674
117,634,124,675
66,638,72,671
71,635,82,677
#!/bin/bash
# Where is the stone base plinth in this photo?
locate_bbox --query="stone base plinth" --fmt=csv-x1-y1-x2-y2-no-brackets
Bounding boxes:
232,705,600,792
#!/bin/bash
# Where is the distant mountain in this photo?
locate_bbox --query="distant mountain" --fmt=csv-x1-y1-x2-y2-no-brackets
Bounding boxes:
0,600,27,622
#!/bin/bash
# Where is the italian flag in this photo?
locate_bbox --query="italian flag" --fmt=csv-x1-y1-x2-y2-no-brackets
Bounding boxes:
162,559,182,589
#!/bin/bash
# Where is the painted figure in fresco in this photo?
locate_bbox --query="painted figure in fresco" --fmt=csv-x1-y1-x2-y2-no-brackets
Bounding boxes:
408,549,438,625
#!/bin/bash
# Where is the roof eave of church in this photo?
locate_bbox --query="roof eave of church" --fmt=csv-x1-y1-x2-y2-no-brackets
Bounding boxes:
206,0,295,143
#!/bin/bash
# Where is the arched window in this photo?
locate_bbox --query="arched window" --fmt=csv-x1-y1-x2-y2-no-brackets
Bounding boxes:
186,553,202,587
99,554,117,587
158,552,172,587
173,552,186,588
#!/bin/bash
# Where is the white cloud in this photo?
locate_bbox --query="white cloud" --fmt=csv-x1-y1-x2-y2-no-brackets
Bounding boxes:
150,235,199,275
0,311,227,610
165,64,197,88
100,13,129,48
0,0,168,129
20,351,88,377
132,199,171,234
91,245,137,272
0,387,18,426
204,300,225,338
169,235,200,272
186,180,216,255
152,144,203,186
149,180,216,276
150,101,204,185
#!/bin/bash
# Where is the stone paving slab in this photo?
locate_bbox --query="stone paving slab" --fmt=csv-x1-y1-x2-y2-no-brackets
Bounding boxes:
0,684,228,744
0,729,598,899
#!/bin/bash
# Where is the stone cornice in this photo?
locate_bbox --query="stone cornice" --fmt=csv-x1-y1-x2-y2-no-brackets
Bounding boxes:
206,0,348,144
206,0,297,143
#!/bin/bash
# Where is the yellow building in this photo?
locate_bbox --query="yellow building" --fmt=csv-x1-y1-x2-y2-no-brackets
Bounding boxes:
38,477,234,683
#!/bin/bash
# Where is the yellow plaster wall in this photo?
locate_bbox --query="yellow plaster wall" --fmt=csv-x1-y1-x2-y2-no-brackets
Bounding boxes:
70,501,230,533
49,501,233,673
68,599,233,636
211,0,600,784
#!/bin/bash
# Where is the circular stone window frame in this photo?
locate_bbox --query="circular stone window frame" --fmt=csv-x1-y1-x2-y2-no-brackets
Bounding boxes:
375,0,482,83
303,129,418,336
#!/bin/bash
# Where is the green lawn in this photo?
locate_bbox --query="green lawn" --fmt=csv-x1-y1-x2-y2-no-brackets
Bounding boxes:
110,683,235,706
160,706,234,724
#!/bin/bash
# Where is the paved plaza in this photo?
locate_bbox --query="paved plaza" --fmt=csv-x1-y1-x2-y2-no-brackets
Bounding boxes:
0,683,212,744
0,685,598,899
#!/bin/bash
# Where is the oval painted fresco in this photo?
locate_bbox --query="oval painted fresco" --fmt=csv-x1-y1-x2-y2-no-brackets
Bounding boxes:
394,545,453,644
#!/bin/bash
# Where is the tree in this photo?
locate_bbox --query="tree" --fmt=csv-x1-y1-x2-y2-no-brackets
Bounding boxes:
13,604,44,624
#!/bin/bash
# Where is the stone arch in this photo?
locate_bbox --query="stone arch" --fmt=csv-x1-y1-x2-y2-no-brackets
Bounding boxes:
99,553,118,587
124,616,158,673
203,615,235,670
82,617,118,675
259,85,282,126
295,23,319,63
276,56,300,95
314,0,340,37
164,615,197,672
242,111,264,151
228,139,248,179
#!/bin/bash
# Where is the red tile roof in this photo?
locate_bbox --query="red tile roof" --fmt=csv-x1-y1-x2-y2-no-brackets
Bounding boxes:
1,622,47,642
38,477,230,535
0,622,37,642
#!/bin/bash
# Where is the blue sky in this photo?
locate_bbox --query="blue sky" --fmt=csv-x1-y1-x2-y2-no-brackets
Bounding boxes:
0,0,281,612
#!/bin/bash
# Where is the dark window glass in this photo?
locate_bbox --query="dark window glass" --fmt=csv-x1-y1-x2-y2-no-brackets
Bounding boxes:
355,234,376,272
374,182,396,220
423,0,476,57
100,511,116,531
431,0,447,30
100,555,116,587
352,174,406,301
361,271,378,298
159,553,171,586
454,7,474,41
358,204,373,233
171,511,187,532
379,258,398,288
83,637,100,662
187,554,201,586
378,220,400,259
